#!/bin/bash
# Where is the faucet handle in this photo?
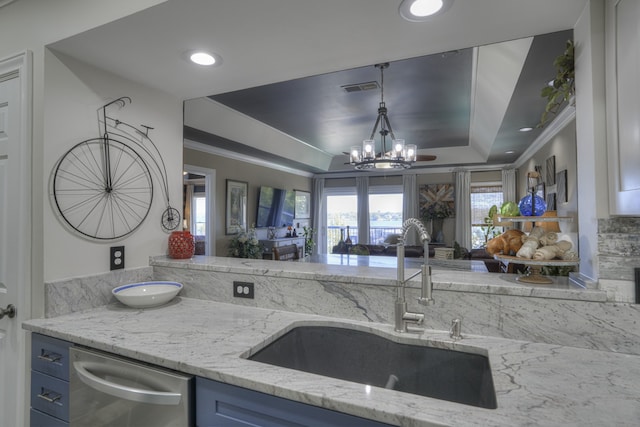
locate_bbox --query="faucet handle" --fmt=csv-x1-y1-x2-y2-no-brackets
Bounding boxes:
403,312,424,325
418,296,435,306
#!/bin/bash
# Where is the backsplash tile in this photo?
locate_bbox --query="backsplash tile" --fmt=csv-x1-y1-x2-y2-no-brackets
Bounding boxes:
598,217,640,281
44,267,153,317
153,264,640,355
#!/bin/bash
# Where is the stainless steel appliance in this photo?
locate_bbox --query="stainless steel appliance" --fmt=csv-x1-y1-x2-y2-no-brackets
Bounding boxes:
69,347,193,426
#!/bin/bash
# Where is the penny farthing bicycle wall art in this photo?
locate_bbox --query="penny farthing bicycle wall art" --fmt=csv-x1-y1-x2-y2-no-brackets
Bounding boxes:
50,97,180,240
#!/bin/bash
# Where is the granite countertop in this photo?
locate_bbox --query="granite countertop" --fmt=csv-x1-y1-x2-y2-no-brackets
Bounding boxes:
23,298,640,427
150,256,607,302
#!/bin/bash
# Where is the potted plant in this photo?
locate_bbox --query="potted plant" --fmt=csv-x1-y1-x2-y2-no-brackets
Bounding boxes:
539,39,575,127
480,205,500,247
228,227,263,259
302,226,316,256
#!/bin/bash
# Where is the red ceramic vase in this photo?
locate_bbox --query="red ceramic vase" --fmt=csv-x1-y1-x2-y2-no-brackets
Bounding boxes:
168,231,195,259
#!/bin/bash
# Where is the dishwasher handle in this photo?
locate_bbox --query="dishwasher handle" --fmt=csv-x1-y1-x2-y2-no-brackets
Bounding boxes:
73,361,182,405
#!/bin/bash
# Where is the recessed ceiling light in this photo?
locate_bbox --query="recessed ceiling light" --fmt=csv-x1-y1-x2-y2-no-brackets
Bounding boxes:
505,150,515,154
519,127,534,132
189,51,219,66
399,0,453,22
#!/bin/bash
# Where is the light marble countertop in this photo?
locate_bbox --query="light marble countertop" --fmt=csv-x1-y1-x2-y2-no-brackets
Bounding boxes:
23,298,639,427
150,255,607,302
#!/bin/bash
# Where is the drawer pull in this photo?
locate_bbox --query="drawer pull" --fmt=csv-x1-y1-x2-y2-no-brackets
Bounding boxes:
38,351,62,363
37,389,62,404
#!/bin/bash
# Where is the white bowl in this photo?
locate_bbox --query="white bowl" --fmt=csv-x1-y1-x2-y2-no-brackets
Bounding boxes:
112,281,183,308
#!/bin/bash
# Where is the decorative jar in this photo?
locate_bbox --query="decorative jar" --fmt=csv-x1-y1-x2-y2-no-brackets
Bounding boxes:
518,194,547,216
168,231,195,259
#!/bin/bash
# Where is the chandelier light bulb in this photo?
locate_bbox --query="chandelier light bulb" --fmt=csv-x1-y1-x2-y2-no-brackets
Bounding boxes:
392,139,405,158
405,144,417,162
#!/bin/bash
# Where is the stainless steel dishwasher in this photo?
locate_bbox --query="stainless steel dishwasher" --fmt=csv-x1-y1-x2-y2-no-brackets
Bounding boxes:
69,346,193,426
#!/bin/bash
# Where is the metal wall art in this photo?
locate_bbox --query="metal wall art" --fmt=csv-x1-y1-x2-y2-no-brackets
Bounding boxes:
51,97,180,240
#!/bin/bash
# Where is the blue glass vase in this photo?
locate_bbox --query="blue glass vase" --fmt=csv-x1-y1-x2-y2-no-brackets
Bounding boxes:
518,194,546,216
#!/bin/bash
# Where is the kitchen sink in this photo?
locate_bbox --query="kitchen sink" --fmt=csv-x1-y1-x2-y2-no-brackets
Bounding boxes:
246,325,497,409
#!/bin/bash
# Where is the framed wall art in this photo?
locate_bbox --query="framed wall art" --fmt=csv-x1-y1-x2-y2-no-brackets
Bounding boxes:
294,190,311,219
546,155,556,185
557,170,568,203
546,192,557,211
419,183,455,220
226,179,248,234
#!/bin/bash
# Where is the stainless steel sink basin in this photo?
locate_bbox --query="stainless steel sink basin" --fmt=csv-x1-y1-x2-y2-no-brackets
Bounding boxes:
247,325,497,409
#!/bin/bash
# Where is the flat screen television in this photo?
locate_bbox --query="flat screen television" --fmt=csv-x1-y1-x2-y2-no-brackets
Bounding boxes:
256,186,296,228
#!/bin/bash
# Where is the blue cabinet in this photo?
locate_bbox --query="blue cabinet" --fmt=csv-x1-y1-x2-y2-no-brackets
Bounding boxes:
196,377,393,427
30,333,71,427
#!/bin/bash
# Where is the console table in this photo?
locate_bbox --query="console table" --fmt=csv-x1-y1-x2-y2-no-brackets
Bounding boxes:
260,237,305,260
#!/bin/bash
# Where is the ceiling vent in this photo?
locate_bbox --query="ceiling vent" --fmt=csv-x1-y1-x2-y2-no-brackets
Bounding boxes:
341,81,379,93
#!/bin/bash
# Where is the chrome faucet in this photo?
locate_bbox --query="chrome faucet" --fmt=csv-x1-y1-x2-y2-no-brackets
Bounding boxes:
395,218,435,332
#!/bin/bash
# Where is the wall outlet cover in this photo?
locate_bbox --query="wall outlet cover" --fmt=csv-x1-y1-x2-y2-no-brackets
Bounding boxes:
233,281,254,299
110,246,125,270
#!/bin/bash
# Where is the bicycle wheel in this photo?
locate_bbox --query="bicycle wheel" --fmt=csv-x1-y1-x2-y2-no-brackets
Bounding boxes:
52,137,153,240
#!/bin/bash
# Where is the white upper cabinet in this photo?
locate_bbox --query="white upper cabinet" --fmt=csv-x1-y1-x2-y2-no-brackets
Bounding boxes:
606,0,640,215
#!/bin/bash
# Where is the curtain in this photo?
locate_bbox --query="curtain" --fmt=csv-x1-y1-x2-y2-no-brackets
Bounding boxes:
402,174,418,245
311,178,325,254
356,176,369,244
502,168,517,203
454,170,471,250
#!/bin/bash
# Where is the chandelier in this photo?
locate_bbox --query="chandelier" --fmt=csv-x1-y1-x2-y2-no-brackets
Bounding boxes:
349,63,417,170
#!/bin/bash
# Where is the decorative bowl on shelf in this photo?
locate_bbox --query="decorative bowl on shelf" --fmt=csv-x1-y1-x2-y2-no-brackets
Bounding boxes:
112,281,183,308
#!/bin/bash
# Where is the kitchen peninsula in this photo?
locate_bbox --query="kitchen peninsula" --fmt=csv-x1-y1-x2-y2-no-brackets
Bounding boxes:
23,296,640,426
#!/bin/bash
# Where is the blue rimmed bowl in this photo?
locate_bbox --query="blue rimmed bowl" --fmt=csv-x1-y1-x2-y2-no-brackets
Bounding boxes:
112,281,183,308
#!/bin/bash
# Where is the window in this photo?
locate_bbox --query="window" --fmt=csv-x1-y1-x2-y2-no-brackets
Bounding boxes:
470,183,503,249
369,186,403,244
324,185,404,252
325,189,357,252
192,193,207,236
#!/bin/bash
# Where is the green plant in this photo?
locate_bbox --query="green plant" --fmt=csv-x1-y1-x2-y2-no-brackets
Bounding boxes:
541,265,575,277
302,226,316,256
452,241,469,259
480,205,500,247
539,39,575,127
421,202,453,221
228,227,262,259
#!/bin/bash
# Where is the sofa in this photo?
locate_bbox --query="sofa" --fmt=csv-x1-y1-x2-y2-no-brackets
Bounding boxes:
332,243,429,258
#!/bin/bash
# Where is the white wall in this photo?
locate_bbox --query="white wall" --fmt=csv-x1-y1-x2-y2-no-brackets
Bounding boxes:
43,51,182,281
574,0,607,280
0,0,171,312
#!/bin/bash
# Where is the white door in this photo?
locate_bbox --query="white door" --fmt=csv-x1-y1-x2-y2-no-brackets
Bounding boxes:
184,164,216,256
0,52,31,427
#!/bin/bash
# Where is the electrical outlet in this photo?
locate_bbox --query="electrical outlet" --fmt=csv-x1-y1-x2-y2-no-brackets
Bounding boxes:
233,281,254,299
110,246,125,270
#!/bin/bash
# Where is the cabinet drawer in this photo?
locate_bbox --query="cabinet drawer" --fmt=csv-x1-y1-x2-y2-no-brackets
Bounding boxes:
196,377,392,427
31,371,69,422
32,333,70,380
30,408,69,427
